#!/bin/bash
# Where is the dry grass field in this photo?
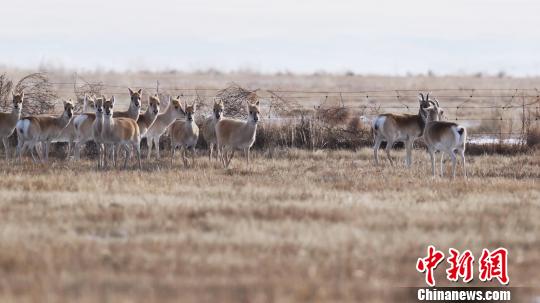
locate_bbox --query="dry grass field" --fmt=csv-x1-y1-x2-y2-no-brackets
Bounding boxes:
0,148,539,302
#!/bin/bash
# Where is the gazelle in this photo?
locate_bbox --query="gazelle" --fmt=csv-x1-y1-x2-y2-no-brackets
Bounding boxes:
16,100,75,163
422,100,467,178
372,93,443,167
144,96,186,159
113,88,142,120
0,92,24,160
101,96,141,169
73,96,106,160
170,101,199,167
215,96,260,168
137,94,161,137
201,99,224,160
55,95,96,158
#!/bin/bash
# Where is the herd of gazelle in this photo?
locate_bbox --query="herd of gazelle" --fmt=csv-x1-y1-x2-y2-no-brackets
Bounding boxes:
0,90,466,177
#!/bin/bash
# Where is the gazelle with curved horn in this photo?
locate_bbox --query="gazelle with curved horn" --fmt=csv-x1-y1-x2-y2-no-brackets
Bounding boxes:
144,96,186,159
372,93,442,167
422,100,467,178
0,92,24,160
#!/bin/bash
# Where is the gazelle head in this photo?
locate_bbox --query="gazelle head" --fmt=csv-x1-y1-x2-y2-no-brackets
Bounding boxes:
94,97,104,116
128,88,143,109
103,96,117,117
418,93,441,123
148,94,160,115
184,100,197,122
12,91,24,112
83,95,96,112
246,93,260,123
213,99,224,120
63,99,75,119
169,96,186,117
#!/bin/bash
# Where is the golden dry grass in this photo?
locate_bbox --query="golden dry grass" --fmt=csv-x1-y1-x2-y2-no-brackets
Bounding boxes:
0,148,539,302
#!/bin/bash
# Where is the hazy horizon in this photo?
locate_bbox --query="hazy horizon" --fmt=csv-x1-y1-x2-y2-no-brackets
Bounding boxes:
2,0,540,76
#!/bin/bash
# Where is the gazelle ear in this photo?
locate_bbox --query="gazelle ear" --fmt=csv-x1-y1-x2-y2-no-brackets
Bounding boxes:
20,92,24,99
418,93,425,103
128,87,134,95
255,100,260,106
63,100,67,106
138,89,143,95
111,96,116,105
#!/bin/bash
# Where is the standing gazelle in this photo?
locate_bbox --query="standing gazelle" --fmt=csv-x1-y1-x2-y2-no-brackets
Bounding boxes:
422,102,467,178
372,93,442,167
101,97,141,169
144,96,186,159
137,94,161,137
201,99,224,161
0,92,24,160
215,96,260,168
54,95,96,158
16,100,75,163
170,101,199,167
114,88,142,120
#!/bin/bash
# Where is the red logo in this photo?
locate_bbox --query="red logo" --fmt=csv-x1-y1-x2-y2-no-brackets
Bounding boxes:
446,248,474,283
479,248,509,285
416,245,445,287
417,246,509,286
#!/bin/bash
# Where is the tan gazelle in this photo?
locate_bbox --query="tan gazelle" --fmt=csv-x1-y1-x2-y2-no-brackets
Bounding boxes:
170,101,199,167
215,94,260,168
112,88,142,120
101,96,142,169
0,92,24,160
144,96,186,159
372,93,443,167
16,100,75,163
422,100,467,178
137,94,161,137
201,99,224,161
58,95,96,159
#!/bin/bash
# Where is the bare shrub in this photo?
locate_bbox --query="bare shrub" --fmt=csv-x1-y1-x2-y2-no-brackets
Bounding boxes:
215,83,258,118
73,79,104,112
0,73,15,112
526,126,540,148
14,73,58,115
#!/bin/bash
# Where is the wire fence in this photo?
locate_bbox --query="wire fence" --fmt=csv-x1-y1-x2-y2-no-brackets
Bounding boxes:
30,80,537,145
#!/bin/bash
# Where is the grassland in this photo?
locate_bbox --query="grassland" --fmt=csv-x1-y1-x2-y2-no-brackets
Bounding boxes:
0,148,538,302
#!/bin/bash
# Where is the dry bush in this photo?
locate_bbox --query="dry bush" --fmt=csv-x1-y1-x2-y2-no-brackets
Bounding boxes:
73,79,104,112
14,73,58,115
0,73,14,111
215,83,259,118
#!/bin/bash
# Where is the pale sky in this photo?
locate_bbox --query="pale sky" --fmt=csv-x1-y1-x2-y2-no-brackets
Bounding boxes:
1,0,540,75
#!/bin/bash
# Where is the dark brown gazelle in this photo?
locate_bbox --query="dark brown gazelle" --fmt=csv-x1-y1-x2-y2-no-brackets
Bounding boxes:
372,93,442,167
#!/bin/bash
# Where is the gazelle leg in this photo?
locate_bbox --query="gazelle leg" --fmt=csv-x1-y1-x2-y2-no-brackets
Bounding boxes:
171,145,176,166
385,140,394,166
209,143,213,161
44,141,51,163
155,138,160,159
182,146,188,168
134,142,141,170
440,152,445,177
226,150,235,168
450,150,457,179
429,149,436,177
405,139,413,168
2,137,9,161
245,147,250,166
123,144,131,169
373,136,382,166
146,138,153,160
459,149,467,178
191,146,196,167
